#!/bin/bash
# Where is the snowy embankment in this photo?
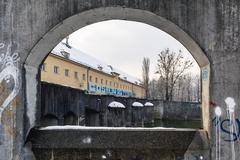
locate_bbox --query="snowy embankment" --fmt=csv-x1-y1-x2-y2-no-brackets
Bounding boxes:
40,125,197,131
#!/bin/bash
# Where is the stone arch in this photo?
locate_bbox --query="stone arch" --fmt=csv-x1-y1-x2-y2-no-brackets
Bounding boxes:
41,114,59,127
24,7,210,132
63,111,78,125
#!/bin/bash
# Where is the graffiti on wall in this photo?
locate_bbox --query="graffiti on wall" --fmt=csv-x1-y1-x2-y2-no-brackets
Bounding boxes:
212,117,240,142
212,97,239,142
0,43,20,123
201,68,208,80
89,82,135,97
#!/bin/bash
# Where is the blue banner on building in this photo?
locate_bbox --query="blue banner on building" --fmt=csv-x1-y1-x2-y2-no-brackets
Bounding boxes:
88,82,134,97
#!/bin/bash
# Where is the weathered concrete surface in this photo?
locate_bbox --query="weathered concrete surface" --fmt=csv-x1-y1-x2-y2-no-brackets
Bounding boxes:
40,82,199,127
0,0,240,160
27,128,209,159
32,149,176,160
28,128,199,149
159,101,201,121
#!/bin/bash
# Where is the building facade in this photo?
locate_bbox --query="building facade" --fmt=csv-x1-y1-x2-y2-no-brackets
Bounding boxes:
41,42,145,98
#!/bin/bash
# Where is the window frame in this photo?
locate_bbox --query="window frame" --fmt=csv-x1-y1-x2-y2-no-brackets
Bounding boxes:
53,66,59,74
89,76,92,82
65,69,69,77
83,74,86,81
74,71,78,79
41,63,47,72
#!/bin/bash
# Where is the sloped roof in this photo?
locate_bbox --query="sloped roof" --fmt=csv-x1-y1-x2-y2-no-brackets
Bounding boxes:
51,42,141,85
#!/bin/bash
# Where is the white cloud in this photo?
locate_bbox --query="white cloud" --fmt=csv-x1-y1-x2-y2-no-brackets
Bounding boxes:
67,20,200,80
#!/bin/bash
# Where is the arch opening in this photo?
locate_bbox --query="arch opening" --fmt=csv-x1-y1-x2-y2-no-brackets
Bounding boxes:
63,112,78,125
41,114,59,127
24,7,210,132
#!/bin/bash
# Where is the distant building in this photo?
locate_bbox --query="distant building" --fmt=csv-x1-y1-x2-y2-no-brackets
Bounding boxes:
41,42,145,98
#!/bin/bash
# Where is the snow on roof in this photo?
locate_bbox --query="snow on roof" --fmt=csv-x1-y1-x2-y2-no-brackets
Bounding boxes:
132,102,144,107
144,102,154,107
51,42,141,85
108,101,126,108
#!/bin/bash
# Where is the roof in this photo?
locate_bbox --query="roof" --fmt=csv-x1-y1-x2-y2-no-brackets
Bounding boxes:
51,42,142,85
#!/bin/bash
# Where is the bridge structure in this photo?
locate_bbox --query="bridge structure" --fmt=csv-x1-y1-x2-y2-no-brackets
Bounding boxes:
0,0,239,160
40,82,201,127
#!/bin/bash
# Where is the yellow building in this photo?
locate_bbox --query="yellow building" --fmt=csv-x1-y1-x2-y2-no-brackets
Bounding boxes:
41,42,145,98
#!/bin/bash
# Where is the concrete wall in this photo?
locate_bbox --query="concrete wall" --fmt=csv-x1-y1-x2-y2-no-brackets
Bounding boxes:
41,82,86,126
40,82,153,127
0,1,240,159
28,128,209,160
163,102,201,121
41,82,200,128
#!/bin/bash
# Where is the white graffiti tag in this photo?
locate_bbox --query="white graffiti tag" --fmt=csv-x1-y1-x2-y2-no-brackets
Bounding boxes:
0,43,20,122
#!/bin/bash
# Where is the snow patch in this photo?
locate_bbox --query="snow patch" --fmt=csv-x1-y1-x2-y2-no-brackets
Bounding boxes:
132,102,144,107
82,136,92,144
144,102,154,107
108,101,126,108
39,125,197,131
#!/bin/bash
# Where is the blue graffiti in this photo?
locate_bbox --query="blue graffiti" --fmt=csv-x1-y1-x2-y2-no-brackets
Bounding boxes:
88,82,135,97
201,68,208,80
212,117,240,142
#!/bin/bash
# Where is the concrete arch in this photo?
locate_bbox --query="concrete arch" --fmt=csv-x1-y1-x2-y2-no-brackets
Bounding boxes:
41,114,59,127
63,111,78,125
24,7,210,131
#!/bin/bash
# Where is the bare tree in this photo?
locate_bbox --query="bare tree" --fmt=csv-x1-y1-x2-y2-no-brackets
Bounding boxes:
149,80,157,99
193,74,201,102
156,48,193,101
142,57,150,98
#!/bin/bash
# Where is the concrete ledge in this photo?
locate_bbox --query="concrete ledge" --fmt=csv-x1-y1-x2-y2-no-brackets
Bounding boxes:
27,127,209,151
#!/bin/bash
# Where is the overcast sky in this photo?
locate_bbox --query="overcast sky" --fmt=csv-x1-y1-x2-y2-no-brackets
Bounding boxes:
66,20,200,80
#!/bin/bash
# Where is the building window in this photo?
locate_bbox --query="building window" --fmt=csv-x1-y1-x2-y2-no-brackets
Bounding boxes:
105,80,108,85
95,77,98,83
65,69,69,77
83,74,86,81
54,66,59,74
110,81,112,86
74,72,78,79
89,76,92,82
101,79,103,84
41,63,46,71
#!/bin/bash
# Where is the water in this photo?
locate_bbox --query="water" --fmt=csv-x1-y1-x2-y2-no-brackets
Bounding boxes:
145,119,202,129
